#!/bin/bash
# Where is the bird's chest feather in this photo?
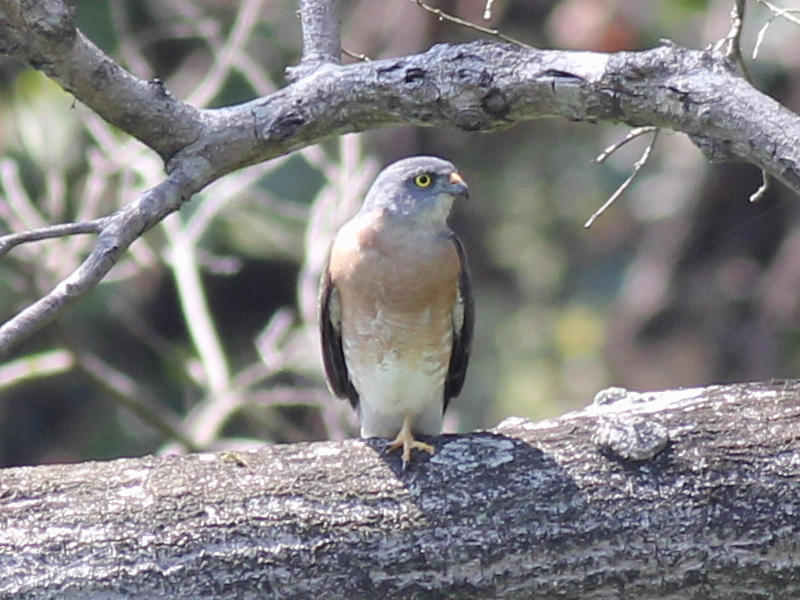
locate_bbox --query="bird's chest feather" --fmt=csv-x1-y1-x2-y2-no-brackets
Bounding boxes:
329,215,459,368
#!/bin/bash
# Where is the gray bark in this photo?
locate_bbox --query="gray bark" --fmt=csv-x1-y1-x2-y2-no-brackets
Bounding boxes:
3,380,800,599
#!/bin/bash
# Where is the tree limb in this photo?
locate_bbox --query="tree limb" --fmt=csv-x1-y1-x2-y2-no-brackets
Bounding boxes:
0,0,203,162
286,0,342,82
0,219,106,258
1,0,800,356
0,167,200,357
2,380,800,598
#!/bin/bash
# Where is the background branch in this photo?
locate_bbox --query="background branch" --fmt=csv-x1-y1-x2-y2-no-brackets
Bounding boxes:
0,12,798,358
754,0,800,61
0,0,203,161
0,168,200,358
0,219,106,257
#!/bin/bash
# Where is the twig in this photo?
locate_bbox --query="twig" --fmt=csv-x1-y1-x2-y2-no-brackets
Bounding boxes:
755,0,800,25
254,308,295,373
0,219,107,258
108,295,185,366
342,48,371,62
413,0,534,49
0,349,74,391
595,126,658,163
753,1,800,60
483,0,497,21
710,0,752,80
1,158,48,232
163,213,231,396
0,171,196,360
750,169,770,202
187,0,269,107
585,128,659,228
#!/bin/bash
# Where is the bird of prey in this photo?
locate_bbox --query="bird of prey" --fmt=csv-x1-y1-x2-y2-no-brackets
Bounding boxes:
319,155,473,465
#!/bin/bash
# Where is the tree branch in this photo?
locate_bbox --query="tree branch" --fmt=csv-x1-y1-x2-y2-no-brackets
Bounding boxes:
0,219,106,257
2,0,800,356
286,0,342,82
717,0,750,79
0,0,203,162
585,127,659,228
0,166,202,358
3,380,800,598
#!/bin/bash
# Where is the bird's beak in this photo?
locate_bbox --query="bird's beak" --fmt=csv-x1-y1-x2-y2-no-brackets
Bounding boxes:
448,171,469,200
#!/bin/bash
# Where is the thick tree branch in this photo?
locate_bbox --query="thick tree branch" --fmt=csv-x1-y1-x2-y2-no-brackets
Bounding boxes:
1,0,800,356
3,380,800,598
2,1,796,187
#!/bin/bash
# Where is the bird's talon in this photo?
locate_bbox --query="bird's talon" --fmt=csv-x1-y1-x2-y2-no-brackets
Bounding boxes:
386,433,436,466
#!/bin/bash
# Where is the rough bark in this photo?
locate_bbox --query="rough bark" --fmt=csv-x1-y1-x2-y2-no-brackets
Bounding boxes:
2,380,800,599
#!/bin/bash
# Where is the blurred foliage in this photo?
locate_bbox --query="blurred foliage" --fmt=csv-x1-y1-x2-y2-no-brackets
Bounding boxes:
1,0,800,467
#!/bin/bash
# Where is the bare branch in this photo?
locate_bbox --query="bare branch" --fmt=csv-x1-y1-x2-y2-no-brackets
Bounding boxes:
285,0,342,81
0,0,203,161
0,219,106,258
595,126,658,163
76,351,197,450
0,348,74,391
187,0,274,107
585,129,659,228
2,0,800,356
715,0,751,79
163,215,231,396
749,169,770,202
0,167,203,359
413,0,534,49
753,1,800,60
342,48,370,62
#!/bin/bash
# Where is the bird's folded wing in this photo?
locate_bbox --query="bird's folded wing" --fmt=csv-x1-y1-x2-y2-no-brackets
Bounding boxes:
444,234,474,409
319,267,360,409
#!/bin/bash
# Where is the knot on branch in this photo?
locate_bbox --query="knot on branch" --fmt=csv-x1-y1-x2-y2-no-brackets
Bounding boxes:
26,0,75,45
400,66,442,113
593,413,670,461
394,43,513,131
593,386,631,405
251,101,307,144
6,0,77,67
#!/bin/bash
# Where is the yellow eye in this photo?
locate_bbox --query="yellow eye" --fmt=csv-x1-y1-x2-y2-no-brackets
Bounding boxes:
414,173,433,188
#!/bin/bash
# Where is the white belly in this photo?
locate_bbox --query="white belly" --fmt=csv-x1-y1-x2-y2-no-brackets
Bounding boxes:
348,352,446,439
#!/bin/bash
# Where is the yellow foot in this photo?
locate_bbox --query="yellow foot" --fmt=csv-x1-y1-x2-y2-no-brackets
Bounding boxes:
385,415,436,465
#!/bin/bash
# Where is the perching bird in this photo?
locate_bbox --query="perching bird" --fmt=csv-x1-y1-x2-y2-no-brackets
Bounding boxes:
319,155,473,465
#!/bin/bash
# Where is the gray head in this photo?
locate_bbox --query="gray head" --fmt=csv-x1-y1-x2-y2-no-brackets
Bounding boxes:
361,156,469,225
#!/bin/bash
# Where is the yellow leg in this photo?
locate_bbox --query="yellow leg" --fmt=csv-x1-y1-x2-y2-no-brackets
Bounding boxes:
386,414,436,465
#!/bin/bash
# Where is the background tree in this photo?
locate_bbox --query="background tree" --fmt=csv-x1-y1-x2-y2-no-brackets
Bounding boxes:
4,0,800,597
0,0,798,469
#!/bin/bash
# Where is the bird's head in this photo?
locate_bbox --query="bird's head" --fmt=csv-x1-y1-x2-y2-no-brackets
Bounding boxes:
361,156,469,227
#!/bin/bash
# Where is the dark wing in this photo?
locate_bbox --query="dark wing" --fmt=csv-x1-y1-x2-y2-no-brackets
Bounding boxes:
444,234,474,410
319,264,360,409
